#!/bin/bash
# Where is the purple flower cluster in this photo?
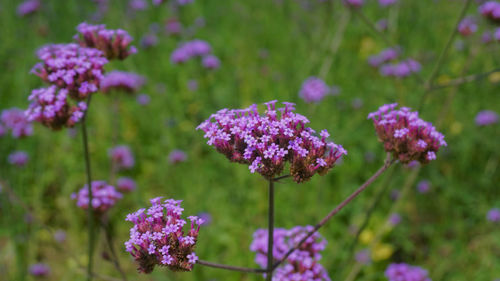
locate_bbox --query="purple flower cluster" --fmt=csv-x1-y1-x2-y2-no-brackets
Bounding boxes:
165,18,183,35
32,43,108,100
153,0,193,5
475,110,498,126
388,213,402,226
117,177,137,193
8,151,29,167
124,197,203,273
0,108,33,138
458,18,478,37
479,1,500,24
17,0,40,17
29,263,50,277
197,101,347,183
100,71,146,94
487,208,500,222
109,145,135,170
74,22,137,60
385,263,432,281
380,59,421,78
368,47,400,67
137,94,151,105
169,149,188,164
250,226,331,281
71,181,123,213
416,180,430,194
25,86,88,130
299,77,337,103
379,0,398,7
368,103,447,164
171,40,220,69
344,0,363,8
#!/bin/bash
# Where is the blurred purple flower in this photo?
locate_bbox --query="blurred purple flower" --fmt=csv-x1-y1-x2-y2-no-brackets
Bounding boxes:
137,94,151,105
379,0,397,6
101,71,146,94
129,0,148,10
53,230,67,243
487,208,500,222
165,18,182,35
355,249,371,265
117,177,137,193
298,77,333,103
169,149,187,164
71,180,122,213
344,0,363,8
140,34,158,49
17,0,40,17
475,110,498,126
376,19,389,31
458,17,478,37
202,55,221,69
388,213,401,226
416,180,430,193
29,263,50,277
188,80,198,91
8,151,29,167
368,47,400,67
109,145,135,170
197,212,212,225
385,263,431,281
1,108,33,138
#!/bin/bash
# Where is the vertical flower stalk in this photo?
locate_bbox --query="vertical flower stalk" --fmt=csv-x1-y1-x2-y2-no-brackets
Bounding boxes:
266,179,274,281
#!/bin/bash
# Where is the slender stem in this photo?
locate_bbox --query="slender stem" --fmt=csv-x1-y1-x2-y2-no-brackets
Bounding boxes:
101,220,127,281
196,260,266,274
81,95,95,281
272,174,290,182
427,67,500,92
318,10,351,79
354,9,393,47
419,0,472,109
266,179,275,281
272,153,394,270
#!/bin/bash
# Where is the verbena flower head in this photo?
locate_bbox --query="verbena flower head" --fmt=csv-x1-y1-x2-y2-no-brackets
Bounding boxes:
380,59,421,78
487,208,500,222
8,151,29,167
165,18,183,35
379,0,397,6
32,43,108,100
71,180,122,213
168,149,187,164
344,0,363,8
1,108,33,138
368,103,446,164
299,77,337,103
29,263,50,277
117,177,137,193
197,101,347,183
202,55,221,69
475,110,498,126
17,0,40,17
109,145,135,170
100,71,146,94
125,197,204,273
140,34,158,49
368,47,400,67
250,226,331,281
25,86,87,130
355,249,371,265
385,263,431,281
416,180,430,194
53,230,67,243
137,94,151,105
74,22,137,60
177,0,194,5
458,17,478,37
479,1,500,24
170,40,212,64
388,213,401,226
129,0,148,11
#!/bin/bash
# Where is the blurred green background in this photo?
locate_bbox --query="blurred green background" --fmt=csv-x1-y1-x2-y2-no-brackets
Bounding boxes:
0,0,499,280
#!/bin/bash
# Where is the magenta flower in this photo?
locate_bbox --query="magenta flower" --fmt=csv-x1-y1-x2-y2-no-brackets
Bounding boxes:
482,31,493,44
117,177,137,193
177,0,194,5
368,103,446,164
171,40,212,64
487,208,500,222
385,263,431,281
165,18,183,35
100,71,146,94
299,77,337,103
379,0,397,6
250,226,330,281
32,43,108,100
29,263,50,277
202,55,221,70
344,0,363,8
458,18,478,37
129,0,148,10
124,197,204,273
197,101,347,183
416,180,430,194
8,151,29,167
71,181,122,213
379,59,421,78
25,86,88,130
109,145,135,170
74,22,137,60
17,0,40,17
137,94,151,105
479,1,500,23
168,149,187,164
368,47,400,67
388,213,402,226
1,108,33,138
475,110,498,126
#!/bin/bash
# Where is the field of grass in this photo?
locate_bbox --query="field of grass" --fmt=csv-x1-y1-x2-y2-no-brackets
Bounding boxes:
0,0,499,280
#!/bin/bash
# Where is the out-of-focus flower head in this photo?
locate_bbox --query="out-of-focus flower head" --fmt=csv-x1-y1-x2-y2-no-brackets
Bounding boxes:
368,47,400,67
479,1,500,24
129,0,148,11
299,77,338,103
202,55,221,70
458,17,478,37
137,94,151,105
53,230,67,243
385,263,431,281
117,177,137,193
166,18,183,35
355,249,371,265
29,263,50,277
1,108,33,138
487,208,500,222
388,213,401,226
379,59,421,78
125,197,203,273
74,22,137,60
8,151,29,167
475,110,498,126
344,0,363,8
71,180,122,213
376,19,389,31
17,0,40,17
171,39,212,64
379,0,397,7
250,226,331,281
109,145,135,170
197,101,347,183
169,149,188,164
32,43,108,100
25,86,88,130
416,180,431,194
100,71,146,94
140,34,158,49
368,103,446,164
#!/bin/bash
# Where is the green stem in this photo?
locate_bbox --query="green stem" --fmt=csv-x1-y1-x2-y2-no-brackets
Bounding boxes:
266,179,275,281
